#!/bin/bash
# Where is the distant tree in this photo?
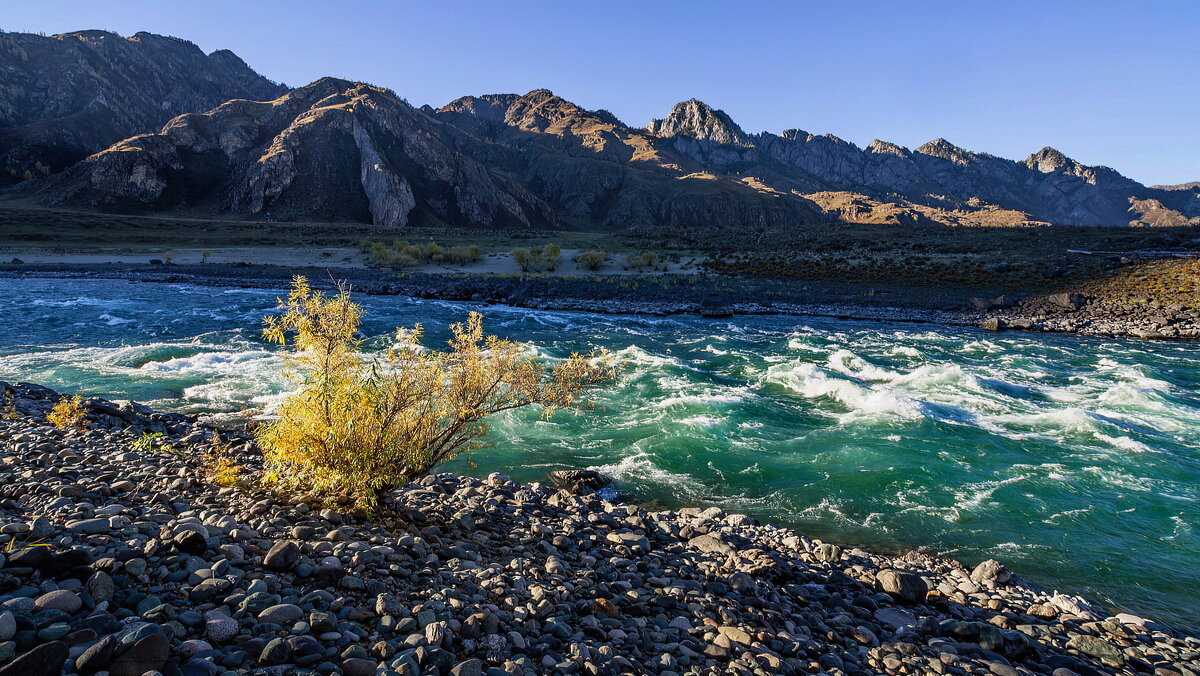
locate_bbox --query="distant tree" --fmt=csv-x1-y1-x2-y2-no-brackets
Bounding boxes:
512,248,533,272
578,250,606,270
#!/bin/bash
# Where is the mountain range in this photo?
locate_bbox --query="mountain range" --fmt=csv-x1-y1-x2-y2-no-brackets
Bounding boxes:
4,29,1198,232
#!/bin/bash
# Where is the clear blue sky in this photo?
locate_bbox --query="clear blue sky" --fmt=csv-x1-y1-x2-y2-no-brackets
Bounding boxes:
6,0,1198,185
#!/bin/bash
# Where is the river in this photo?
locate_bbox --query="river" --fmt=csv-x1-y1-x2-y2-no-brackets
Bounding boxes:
1,277,1197,630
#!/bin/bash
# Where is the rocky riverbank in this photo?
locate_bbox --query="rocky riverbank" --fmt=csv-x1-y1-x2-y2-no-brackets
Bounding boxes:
0,381,1197,676
975,293,1200,340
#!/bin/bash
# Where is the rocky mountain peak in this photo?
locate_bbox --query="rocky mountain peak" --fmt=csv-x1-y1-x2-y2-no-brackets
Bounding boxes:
28,78,554,231
778,129,811,141
300,77,369,99
916,138,974,164
646,99,749,146
1024,146,1075,173
866,139,911,157
1152,181,1200,191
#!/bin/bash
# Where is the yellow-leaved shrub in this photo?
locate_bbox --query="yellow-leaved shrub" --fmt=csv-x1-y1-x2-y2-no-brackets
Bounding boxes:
47,395,88,430
256,277,617,509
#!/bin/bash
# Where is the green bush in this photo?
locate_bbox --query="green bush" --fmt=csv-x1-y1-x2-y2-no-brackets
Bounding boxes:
512,244,562,273
578,250,606,270
622,252,660,270
365,240,485,269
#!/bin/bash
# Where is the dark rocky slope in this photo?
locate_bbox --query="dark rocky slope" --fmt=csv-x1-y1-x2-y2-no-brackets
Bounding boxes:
0,30,286,186
432,89,824,232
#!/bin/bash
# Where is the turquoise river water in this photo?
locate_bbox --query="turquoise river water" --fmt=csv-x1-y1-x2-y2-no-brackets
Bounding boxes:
0,277,1197,630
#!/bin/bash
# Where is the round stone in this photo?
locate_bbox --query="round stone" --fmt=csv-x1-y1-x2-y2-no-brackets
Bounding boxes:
257,604,304,626
34,590,82,614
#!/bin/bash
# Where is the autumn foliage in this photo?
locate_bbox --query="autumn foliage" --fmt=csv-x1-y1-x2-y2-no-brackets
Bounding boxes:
256,277,616,508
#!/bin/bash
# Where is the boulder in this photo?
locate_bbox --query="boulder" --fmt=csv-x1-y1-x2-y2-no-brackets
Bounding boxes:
1067,635,1124,667
108,632,170,676
549,469,610,494
876,569,926,604
263,540,301,571
1048,293,1087,310
0,640,67,676
970,559,1012,585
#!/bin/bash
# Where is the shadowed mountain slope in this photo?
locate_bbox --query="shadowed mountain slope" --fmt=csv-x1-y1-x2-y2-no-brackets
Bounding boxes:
29,79,555,229
0,30,287,186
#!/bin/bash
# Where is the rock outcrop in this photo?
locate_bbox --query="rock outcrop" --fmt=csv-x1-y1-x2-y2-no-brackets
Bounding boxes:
0,30,287,186
646,98,751,146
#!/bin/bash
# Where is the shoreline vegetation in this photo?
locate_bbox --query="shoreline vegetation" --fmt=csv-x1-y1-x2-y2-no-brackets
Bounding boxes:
0,204,1196,340
0,202,1195,336
0,380,1196,676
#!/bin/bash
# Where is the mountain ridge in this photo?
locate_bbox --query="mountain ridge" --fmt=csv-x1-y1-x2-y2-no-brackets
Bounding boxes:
5,28,1197,231
636,101,1197,227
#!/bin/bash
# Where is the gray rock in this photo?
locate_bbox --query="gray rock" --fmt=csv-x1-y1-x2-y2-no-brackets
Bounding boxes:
65,518,109,534
0,612,14,642
204,611,238,643
257,603,304,626
75,634,118,675
814,543,843,563
549,469,610,494
376,593,404,617
259,637,292,665
28,516,53,539
450,658,484,676
970,559,1012,585
1067,635,1124,667
34,589,82,614
688,534,732,555
342,657,378,676
1049,293,1087,310
874,607,917,630
0,640,67,676
263,541,301,571
876,569,926,604
108,631,170,676
85,571,116,604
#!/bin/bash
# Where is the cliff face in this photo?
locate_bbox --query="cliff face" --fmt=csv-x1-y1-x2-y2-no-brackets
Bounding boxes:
0,30,287,186
31,79,555,229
